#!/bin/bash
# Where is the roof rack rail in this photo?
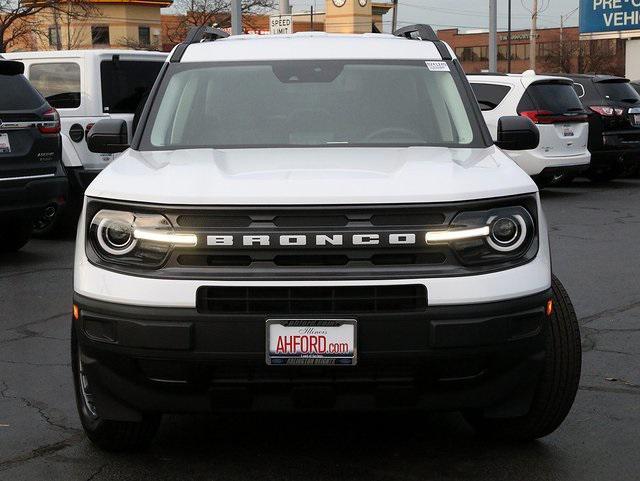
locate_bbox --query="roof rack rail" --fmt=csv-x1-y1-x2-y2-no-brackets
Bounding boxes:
393,24,438,42
170,25,230,63
392,24,452,61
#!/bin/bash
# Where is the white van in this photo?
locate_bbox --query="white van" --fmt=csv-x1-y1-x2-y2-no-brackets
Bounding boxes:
4,50,167,231
468,71,591,186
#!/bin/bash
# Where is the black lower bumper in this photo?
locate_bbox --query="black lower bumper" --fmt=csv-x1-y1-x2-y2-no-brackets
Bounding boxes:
66,167,100,195
590,149,640,167
73,290,552,421
532,164,590,182
0,175,68,220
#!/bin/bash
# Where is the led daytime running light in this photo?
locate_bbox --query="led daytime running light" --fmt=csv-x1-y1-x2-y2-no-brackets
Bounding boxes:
425,226,490,244
133,228,198,246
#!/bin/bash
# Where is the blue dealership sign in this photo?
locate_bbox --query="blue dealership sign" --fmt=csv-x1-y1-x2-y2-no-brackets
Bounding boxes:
580,0,640,34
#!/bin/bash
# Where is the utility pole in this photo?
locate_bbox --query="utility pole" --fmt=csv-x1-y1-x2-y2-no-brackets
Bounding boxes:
280,0,290,15
507,0,512,73
392,0,399,32
310,6,314,32
231,0,242,35
489,0,497,72
530,0,538,71
560,13,564,71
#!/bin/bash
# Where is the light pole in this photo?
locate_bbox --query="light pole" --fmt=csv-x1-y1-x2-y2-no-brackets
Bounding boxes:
489,0,497,72
507,0,512,73
231,0,242,35
530,0,538,71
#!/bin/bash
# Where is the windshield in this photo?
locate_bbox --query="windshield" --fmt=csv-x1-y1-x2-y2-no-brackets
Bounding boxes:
596,81,640,104
142,60,480,150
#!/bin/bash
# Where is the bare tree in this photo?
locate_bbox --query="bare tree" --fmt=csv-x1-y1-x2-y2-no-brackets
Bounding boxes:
0,0,98,52
165,0,274,45
53,0,99,50
117,36,161,51
541,38,624,76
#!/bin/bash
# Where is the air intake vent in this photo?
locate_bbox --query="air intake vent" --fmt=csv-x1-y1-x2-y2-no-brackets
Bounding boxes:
196,285,427,315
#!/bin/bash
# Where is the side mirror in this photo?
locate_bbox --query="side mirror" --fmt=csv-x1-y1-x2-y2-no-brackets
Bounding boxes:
0,60,25,76
495,116,540,151
87,119,129,154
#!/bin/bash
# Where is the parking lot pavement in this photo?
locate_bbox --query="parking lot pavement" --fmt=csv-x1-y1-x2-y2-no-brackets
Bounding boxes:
1,179,639,481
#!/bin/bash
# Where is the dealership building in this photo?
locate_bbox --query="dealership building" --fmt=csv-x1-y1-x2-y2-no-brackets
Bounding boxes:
437,26,625,76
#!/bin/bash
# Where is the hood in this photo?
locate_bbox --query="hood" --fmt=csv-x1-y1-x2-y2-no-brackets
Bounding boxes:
86,146,537,205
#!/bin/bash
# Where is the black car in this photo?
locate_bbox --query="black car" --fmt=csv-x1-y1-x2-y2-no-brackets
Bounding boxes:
0,58,67,251
632,81,640,96
561,74,640,182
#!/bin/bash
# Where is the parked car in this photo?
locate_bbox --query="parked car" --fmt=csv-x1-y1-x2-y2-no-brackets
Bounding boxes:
72,26,581,451
0,57,67,251
559,74,640,182
468,71,590,186
4,50,167,234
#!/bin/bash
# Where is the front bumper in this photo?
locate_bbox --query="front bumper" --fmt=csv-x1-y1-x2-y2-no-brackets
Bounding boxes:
74,289,551,421
0,174,68,220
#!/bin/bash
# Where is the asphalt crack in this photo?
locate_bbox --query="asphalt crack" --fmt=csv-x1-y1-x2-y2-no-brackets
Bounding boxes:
0,434,83,473
19,397,80,434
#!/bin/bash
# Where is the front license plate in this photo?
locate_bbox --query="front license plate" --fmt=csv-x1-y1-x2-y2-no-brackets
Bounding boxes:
634,114,640,126
0,133,11,153
266,319,357,366
562,125,575,137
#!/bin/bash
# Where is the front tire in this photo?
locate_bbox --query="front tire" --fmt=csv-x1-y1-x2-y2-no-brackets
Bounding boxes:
465,275,581,441
72,328,161,452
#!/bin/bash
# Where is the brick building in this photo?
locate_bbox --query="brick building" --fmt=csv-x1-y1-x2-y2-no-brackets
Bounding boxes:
438,26,626,77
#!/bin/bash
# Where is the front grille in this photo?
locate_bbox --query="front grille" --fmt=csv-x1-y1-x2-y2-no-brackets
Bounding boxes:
196,285,427,315
86,196,539,280
165,204,457,278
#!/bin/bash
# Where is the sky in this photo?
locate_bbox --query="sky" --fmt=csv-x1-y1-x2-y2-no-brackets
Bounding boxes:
287,0,582,33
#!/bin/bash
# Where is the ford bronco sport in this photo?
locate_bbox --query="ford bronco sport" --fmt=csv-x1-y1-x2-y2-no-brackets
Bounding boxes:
73,25,582,451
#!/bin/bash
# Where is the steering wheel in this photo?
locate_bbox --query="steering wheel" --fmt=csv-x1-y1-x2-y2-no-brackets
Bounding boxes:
364,127,424,142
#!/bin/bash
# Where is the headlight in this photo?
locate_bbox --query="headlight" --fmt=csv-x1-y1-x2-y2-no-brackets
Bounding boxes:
427,206,536,266
88,209,196,268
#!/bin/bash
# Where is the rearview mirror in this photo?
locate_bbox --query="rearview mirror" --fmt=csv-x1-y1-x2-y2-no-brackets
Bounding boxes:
0,60,25,76
87,119,129,154
495,116,540,151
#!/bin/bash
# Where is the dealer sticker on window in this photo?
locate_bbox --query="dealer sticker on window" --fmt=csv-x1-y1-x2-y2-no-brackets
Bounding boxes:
0,133,11,153
425,61,450,72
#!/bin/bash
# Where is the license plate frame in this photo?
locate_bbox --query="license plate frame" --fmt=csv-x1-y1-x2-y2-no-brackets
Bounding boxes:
266,319,357,366
0,133,11,153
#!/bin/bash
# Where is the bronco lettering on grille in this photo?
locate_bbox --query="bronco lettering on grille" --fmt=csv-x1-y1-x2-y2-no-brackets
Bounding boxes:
206,233,419,247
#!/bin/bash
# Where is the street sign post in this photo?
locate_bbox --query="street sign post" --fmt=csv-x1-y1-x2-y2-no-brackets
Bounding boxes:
270,15,293,35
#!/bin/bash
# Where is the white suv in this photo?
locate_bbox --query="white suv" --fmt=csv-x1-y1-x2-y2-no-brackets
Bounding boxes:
5,50,167,231
468,71,591,186
72,26,581,451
